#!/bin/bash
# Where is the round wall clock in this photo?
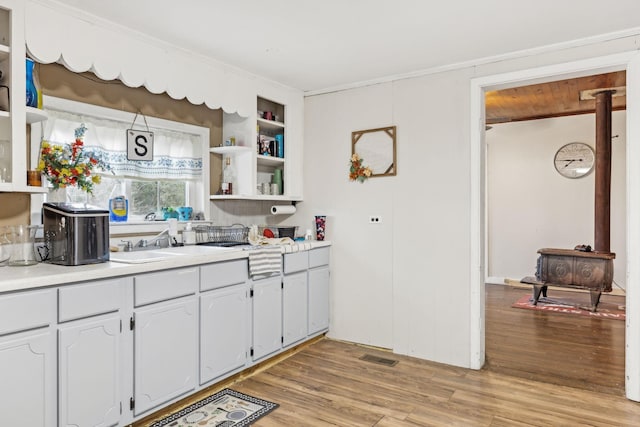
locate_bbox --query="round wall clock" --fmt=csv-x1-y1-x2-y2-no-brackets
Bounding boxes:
553,142,595,179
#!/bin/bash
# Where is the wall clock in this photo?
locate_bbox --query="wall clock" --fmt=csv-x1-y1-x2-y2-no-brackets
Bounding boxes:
553,142,595,179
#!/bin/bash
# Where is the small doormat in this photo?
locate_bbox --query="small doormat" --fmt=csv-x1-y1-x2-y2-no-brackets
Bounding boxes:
149,388,278,427
512,294,625,320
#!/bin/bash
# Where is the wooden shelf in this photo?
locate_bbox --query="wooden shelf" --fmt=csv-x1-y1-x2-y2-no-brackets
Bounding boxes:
210,194,301,202
257,155,285,166
257,117,285,130
210,146,251,155
0,183,48,194
26,107,48,124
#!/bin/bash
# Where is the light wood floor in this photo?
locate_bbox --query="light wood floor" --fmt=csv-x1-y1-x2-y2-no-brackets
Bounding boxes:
485,283,626,396
138,285,640,426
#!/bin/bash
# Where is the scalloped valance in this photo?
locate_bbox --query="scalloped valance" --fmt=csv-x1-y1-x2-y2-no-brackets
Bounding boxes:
25,1,256,117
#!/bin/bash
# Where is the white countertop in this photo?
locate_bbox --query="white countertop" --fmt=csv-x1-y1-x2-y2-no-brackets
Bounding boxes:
0,241,331,294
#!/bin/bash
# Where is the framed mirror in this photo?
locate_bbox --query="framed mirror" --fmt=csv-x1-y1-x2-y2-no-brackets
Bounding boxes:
351,126,396,177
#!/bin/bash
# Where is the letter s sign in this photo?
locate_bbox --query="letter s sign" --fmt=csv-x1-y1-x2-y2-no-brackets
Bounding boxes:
127,129,154,161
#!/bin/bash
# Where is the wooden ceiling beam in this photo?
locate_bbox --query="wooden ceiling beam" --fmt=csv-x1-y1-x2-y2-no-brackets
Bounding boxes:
486,71,626,124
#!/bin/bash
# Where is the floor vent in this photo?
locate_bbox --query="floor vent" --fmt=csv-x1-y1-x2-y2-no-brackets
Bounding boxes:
360,354,398,367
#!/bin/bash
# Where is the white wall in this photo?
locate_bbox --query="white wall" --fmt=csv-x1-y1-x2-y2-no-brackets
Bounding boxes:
298,68,475,366
487,112,627,289
295,34,640,369
299,84,395,349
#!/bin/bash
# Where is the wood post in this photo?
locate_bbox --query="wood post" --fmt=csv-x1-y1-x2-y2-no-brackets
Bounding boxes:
594,90,613,254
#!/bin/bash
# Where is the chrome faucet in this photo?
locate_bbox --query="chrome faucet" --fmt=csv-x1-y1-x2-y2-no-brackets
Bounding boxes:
123,229,175,252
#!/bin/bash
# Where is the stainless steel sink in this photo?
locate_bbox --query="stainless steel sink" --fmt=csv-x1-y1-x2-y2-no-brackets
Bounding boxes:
109,250,184,264
109,245,236,263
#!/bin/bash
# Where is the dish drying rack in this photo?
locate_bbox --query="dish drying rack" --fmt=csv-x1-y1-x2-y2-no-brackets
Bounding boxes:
194,224,249,245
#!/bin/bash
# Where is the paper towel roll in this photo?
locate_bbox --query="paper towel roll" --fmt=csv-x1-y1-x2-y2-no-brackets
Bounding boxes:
271,205,296,215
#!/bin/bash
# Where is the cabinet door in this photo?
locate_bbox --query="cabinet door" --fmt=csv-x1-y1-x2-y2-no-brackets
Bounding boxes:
200,285,249,385
308,266,330,335
134,297,198,416
0,329,56,426
283,271,308,346
252,276,282,360
59,314,120,427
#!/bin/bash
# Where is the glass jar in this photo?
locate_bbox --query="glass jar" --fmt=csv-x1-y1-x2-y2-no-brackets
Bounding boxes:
9,225,38,266
0,226,11,266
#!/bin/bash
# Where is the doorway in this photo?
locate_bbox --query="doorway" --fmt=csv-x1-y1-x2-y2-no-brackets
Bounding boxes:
469,51,640,401
483,72,627,394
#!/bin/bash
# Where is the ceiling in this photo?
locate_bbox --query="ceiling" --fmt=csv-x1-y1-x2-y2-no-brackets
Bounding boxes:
50,0,640,94
486,71,627,125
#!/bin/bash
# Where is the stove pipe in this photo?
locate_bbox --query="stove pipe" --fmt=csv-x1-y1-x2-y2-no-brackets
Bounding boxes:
594,90,613,254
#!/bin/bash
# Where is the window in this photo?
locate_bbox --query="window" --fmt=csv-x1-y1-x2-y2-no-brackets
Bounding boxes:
31,96,210,225
65,177,188,221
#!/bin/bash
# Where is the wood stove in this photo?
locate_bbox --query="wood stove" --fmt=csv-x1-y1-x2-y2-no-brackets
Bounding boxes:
526,89,617,312
531,248,615,311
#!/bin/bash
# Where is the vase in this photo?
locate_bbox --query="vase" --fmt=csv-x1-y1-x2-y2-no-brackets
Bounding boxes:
315,215,326,241
47,188,68,204
26,58,38,108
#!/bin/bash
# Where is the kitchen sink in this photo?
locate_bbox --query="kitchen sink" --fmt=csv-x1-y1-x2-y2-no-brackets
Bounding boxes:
109,245,236,263
160,245,238,255
109,250,185,264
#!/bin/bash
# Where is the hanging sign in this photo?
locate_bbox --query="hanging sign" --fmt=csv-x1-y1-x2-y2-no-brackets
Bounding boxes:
127,112,154,161
127,129,154,161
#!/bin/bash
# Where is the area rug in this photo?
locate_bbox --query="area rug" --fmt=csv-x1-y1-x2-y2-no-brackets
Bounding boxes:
512,294,625,320
149,388,278,427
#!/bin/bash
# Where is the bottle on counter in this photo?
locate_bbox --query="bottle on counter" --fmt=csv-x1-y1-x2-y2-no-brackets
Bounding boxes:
109,182,128,222
182,222,196,245
221,156,236,195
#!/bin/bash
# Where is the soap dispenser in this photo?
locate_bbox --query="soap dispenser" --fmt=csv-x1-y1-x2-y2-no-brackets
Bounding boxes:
182,222,196,245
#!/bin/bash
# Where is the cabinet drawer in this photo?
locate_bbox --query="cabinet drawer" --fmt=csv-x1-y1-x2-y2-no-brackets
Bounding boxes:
0,289,54,335
200,259,248,292
59,277,127,322
135,267,198,307
283,251,308,274
309,247,330,268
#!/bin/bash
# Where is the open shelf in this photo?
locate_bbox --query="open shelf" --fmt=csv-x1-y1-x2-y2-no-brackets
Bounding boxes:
210,146,251,155
210,194,301,202
26,107,48,124
257,117,284,130
257,155,285,166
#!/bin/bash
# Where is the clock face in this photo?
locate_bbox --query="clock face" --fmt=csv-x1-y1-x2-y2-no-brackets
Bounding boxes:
553,142,595,179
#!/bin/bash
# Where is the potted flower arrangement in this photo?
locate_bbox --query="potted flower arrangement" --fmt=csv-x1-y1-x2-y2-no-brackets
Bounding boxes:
349,153,372,182
37,123,109,195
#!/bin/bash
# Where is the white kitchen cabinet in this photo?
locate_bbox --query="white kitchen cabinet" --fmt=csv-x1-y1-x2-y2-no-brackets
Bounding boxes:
0,329,56,426
133,296,198,416
0,288,56,426
58,315,120,427
251,275,282,360
200,284,249,384
308,247,331,335
283,270,308,347
57,277,128,427
0,0,48,193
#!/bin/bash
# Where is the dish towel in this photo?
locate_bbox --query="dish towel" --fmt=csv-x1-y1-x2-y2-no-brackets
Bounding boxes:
248,246,282,278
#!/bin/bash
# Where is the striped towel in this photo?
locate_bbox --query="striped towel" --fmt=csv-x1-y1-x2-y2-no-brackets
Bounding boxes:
248,246,282,278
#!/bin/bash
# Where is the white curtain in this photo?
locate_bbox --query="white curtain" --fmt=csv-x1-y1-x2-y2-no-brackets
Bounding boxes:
42,109,202,180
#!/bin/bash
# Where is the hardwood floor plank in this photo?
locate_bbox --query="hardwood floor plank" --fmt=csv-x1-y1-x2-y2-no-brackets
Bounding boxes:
485,284,625,396
136,285,637,426
373,416,423,427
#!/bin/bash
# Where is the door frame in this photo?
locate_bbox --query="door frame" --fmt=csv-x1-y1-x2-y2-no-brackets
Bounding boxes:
469,51,640,401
